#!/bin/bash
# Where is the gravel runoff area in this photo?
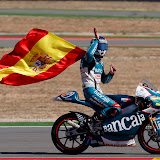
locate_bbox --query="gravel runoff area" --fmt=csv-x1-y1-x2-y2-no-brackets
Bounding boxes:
1,1,160,11
0,16,160,36
0,1,160,120
0,1,160,36
0,48,160,120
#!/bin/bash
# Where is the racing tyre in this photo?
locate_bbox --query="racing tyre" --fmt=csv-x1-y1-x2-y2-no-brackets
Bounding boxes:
138,120,160,154
51,113,89,154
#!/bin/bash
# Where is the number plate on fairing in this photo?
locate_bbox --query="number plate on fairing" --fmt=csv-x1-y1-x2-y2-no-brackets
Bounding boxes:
152,113,160,134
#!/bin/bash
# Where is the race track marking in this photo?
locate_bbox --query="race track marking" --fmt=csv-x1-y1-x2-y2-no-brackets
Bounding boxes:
0,157,158,160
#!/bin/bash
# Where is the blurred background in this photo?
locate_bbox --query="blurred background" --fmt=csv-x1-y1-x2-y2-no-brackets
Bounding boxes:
0,0,160,121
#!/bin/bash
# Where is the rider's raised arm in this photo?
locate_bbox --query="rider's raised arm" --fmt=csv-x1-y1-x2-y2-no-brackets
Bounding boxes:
101,70,114,84
85,39,99,63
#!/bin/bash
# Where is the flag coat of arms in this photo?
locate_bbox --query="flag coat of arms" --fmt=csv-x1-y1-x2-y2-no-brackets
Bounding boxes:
0,29,86,86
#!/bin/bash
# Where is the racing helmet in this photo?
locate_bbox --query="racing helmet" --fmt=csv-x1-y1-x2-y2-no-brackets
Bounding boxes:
95,36,108,57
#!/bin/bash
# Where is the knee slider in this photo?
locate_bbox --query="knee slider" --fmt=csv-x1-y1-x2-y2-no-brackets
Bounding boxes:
112,103,121,113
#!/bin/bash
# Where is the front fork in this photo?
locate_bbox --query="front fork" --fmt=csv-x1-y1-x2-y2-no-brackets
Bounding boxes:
148,113,160,141
148,115,158,133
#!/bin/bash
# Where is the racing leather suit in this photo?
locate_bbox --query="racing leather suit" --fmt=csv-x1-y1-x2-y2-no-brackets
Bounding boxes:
80,39,121,118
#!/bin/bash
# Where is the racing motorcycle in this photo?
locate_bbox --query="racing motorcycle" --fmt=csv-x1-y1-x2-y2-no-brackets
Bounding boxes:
51,79,160,154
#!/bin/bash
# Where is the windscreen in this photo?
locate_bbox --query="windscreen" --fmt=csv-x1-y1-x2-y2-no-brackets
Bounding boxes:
140,78,158,92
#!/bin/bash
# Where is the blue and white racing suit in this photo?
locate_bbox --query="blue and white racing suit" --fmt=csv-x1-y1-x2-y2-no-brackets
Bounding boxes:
80,39,121,118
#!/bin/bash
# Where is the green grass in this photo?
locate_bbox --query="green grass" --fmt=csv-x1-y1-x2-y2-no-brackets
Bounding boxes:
1,34,160,39
0,12,159,19
5,8,160,12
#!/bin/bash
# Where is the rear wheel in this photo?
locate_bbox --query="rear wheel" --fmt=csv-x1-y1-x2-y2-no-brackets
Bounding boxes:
51,113,89,154
138,120,160,154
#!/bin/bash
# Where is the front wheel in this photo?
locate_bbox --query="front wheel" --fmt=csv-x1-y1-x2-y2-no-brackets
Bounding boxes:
51,113,89,154
138,119,160,154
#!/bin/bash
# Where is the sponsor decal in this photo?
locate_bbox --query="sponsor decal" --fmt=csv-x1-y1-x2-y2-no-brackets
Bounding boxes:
90,96,108,108
61,91,75,98
94,68,103,74
94,73,101,79
152,116,160,129
156,103,160,106
151,96,160,100
94,90,110,103
121,98,131,102
75,113,86,126
103,113,145,132
101,136,136,147
155,120,160,129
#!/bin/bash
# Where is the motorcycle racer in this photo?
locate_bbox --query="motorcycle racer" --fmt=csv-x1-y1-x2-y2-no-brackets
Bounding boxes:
80,28,121,120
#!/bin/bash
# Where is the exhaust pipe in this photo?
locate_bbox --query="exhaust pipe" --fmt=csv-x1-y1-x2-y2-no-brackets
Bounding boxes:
66,120,80,129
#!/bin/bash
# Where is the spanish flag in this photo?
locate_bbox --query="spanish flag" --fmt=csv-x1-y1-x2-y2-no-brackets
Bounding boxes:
0,29,86,86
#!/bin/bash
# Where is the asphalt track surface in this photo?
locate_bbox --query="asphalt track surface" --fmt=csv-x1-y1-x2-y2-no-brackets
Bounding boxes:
0,126,159,158
0,8,160,48
1,37,160,48
0,9,160,18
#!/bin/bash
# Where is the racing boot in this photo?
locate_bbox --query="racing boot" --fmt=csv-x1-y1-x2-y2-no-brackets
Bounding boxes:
87,112,103,135
101,107,119,119
87,108,120,134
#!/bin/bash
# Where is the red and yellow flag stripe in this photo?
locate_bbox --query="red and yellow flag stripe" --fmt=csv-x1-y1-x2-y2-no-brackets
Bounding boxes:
0,29,85,85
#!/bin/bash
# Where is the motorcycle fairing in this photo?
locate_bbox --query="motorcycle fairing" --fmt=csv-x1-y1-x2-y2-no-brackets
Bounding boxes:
54,91,135,112
54,91,96,110
136,83,160,111
152,112,160,134
101,136,136,147
135,84,152,98
102,111,149,141
147,90,160,109
106,95,135,109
